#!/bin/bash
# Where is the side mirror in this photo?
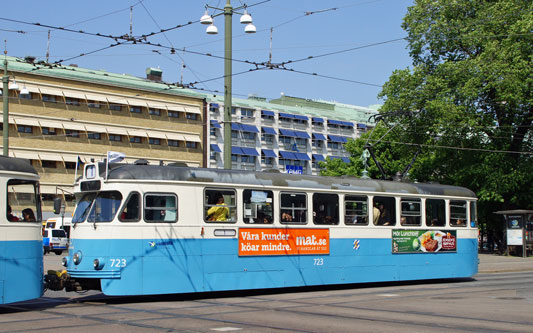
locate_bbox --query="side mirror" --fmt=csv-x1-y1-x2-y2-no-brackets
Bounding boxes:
53,198,62,215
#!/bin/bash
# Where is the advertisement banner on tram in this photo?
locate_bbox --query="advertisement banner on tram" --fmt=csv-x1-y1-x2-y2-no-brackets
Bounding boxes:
239,228,329,256
392,229,457,253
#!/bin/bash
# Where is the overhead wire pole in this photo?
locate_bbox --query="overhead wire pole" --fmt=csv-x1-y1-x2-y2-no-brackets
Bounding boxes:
223,0,233,169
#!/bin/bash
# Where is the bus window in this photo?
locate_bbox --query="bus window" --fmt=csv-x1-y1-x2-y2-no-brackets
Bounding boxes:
313,193,339,225
373,196,396,226
400,198,421,226
87,191,123,223
344,196,368,225
119,192,141,222
426,199,445,227
450,200,467,227
243,190,273,224
144,194,177,223
204,189,236,223
280,192,307,224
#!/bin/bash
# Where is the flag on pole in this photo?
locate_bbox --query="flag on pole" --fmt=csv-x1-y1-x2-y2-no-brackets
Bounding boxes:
73,155,84,184
107,151,125,163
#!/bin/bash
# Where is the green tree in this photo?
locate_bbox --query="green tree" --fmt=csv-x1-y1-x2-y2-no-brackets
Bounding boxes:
322,0,533,233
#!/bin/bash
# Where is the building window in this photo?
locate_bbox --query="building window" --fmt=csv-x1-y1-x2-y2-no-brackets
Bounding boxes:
149,108,161,116
231,107,237,115
65,98,80,106
327,141,339,149
186,141,198,149
261,157,274,165
295,138,307,147
186,113,198,120
242,132,255,141
88,132,101,140
88,101,101,108
130,136,142,144
210,127,217,136
241,155,255,164
17,125,33,134
168,140,179,147
312,139,323,148
231,155,238,162
209,105,219,113
241,108,254,118
65,162,76,169
261,134,273,143
149,138,161,145
109,104,122,111
42,127,56,135
66,130,80,138
168,111,179,118
41,160,57,168
19,92,32,100
42,94,56,103
279,136,292,145
109,134,122,142
210,151,217,160
130,106,142,113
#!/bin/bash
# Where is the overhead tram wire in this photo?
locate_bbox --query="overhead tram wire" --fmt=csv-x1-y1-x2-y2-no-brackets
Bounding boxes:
272,66,383,88
139,2,210,91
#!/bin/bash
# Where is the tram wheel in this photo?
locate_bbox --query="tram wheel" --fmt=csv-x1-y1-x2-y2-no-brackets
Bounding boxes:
54,250,63,255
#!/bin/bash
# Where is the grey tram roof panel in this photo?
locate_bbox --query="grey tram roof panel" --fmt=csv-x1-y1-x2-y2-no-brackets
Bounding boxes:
103,164,476,198
0,156,38,175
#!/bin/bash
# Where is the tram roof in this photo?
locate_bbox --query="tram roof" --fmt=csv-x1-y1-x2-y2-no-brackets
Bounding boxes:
0,156,38,175
103,163,476,198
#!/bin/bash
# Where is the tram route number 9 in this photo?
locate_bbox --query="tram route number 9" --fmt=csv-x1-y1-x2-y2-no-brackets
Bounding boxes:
110,258,127,268
313,258,324,266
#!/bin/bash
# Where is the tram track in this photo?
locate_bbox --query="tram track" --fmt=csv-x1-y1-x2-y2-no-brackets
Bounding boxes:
2,271,532,332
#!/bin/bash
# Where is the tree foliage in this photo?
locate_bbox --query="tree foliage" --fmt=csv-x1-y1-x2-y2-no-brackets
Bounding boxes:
322,0,532,232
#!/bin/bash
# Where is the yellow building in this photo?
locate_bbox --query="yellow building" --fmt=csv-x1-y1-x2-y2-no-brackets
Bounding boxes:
1,56,206,214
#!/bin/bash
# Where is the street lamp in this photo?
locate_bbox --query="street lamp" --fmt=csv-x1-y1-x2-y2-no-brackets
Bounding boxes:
200,1,256,169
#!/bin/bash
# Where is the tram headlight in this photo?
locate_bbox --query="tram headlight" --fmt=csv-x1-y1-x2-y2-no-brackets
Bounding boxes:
61,256,69,267
73,251,82,265
93,258,105,270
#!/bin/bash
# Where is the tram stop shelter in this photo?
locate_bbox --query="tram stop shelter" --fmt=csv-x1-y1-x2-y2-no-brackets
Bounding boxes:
494,210,533,258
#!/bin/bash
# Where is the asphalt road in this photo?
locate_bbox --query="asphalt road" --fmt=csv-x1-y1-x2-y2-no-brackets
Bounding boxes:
0,254,532,332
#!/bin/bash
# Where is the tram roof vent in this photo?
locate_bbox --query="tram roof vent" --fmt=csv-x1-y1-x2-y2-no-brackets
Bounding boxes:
167,162,188,167
134,159,149,165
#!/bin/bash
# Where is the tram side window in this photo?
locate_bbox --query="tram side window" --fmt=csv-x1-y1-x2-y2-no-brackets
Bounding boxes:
243,189,273,224
119,192,141,222
426,199,445,227
87,191,123,223
280,192,307,224
144,194,177,223
344,196,368,225
204,189,236,223
450,200,467,227
6,179,41,222
313,193,339,225
470,201,478,227
400,198,421,226
373,196,396,226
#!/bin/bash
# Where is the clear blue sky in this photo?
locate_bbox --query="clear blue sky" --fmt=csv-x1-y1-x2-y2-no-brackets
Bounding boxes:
1,0,413,107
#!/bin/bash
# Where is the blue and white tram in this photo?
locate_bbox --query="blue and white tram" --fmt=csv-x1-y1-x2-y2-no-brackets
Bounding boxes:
0,156,43,304
54,161,478,296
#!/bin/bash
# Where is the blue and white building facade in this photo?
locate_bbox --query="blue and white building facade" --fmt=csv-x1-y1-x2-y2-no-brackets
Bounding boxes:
207,95,378,175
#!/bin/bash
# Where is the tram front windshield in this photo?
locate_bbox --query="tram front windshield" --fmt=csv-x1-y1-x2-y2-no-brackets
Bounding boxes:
73,191,122,223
